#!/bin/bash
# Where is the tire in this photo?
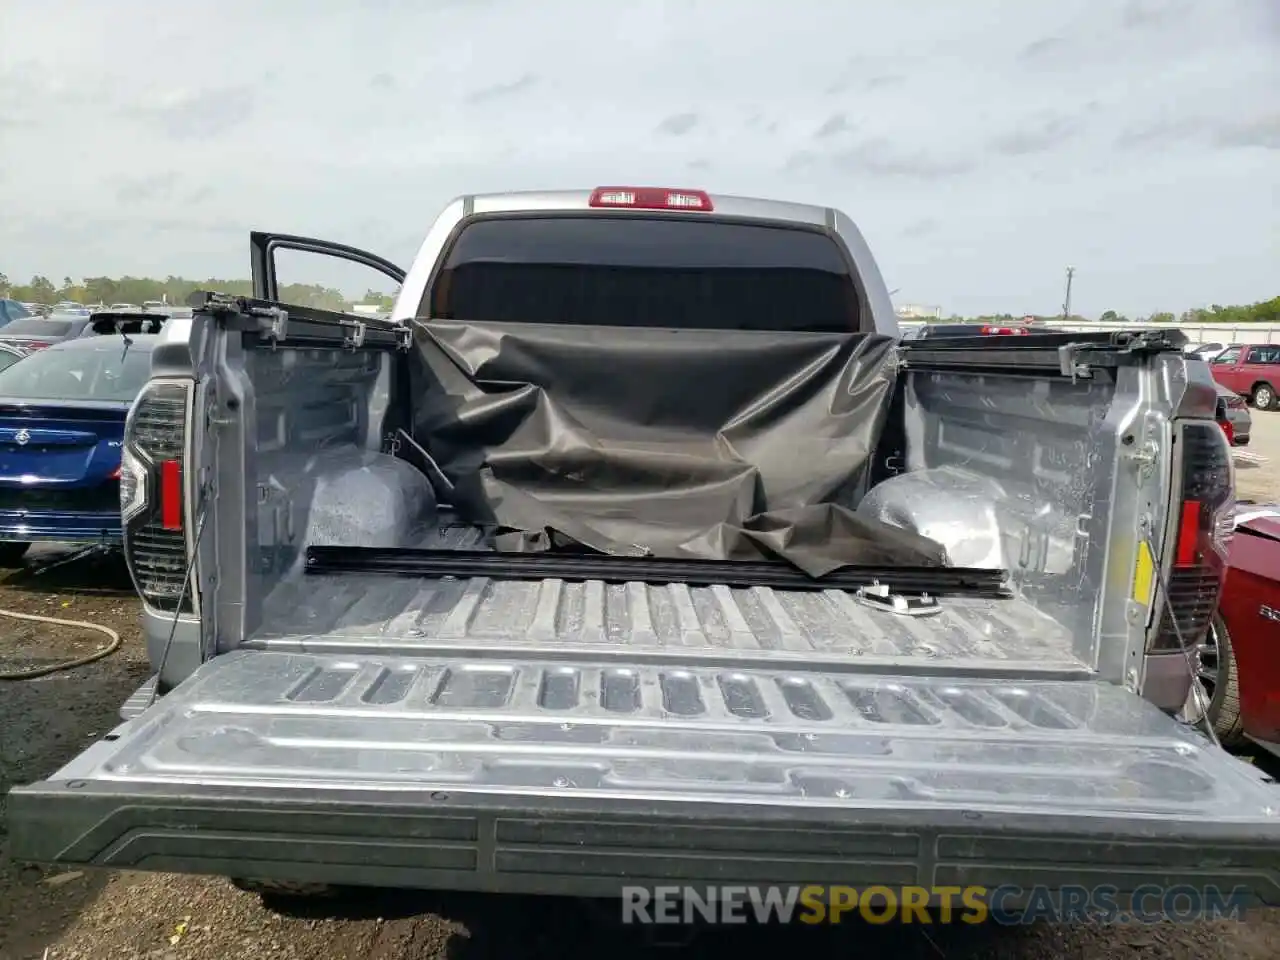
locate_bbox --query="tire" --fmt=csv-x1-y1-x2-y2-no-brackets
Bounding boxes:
0,541,30,568
1205,614,1246,747
1252,382,1276,411
229,878,339,901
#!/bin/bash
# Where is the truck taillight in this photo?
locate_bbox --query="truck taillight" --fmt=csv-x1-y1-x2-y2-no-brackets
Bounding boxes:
121,380,196,614
1149,421,1234,652
979,325,1030,336
588,186,714,211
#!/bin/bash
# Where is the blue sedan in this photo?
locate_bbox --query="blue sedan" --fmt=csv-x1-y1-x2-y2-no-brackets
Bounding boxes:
0,335,156,565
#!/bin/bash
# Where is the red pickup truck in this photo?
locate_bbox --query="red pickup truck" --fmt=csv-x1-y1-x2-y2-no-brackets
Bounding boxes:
1208,343,1280,410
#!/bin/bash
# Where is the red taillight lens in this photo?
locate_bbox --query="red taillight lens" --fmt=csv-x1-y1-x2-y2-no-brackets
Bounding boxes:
109,466,121,480
22,341,51,350
979,325,1030,336
160,458,182,531
588,186,714,211
1218,418,1235,445
1174,500,1203,567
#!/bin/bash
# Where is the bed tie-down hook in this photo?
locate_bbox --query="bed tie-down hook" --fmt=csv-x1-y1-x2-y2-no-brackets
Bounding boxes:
853,581,942,617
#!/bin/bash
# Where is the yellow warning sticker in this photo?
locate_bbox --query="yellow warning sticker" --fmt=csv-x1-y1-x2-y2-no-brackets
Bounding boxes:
1132,539,1155,606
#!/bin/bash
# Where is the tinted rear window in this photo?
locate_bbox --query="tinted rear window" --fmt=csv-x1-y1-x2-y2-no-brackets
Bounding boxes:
427,216,862,332
0,343,152,402
1,318,72,336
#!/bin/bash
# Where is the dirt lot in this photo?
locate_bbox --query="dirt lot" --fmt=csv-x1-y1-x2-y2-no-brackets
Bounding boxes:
2,414,1279,960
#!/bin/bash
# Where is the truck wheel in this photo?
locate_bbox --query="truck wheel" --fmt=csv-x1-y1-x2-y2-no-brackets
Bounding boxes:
1251,382,1276,411
229,878,339,902
0,542,30,568
1202,614,1245,747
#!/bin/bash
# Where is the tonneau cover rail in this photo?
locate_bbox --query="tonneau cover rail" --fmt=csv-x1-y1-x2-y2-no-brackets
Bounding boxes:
901,329,1189,377
303,545,1014,596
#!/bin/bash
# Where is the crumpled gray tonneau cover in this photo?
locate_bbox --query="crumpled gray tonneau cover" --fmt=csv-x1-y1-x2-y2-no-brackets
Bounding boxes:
409,320,945,576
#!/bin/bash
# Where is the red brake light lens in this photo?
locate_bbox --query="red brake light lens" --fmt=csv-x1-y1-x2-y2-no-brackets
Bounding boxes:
160,459,183,531
109,466,121,480
1174,500,1202,567
589,187,714,212
979,325,1030,336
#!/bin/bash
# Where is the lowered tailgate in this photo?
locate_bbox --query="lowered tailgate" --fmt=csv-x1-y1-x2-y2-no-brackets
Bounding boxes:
9,648,1280,902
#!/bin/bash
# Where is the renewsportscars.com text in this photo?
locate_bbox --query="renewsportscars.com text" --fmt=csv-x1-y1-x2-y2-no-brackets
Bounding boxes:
620,884,1253,926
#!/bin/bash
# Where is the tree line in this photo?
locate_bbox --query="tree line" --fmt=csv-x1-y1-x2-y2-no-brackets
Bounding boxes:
1,271,1275,324
938,296,1280,326
0,272,396,314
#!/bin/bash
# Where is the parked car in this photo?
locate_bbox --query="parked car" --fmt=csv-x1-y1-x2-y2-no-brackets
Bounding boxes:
0,313,98,351
0,298,33,327
1208,343,1280,410
109,302,141,312
0,332,158,565
1214,383,1252,445
1202,503,1280,756
1186,341,1225,359
9,187,1278,908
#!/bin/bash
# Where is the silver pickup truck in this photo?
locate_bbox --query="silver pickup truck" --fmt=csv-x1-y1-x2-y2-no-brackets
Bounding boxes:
10,187,1279,908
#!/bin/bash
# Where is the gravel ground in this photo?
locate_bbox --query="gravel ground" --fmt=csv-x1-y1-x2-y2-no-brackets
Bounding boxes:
2,412,1279,960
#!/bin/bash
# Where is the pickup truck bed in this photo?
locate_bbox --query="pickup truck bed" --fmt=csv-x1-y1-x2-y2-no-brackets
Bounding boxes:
253,545,1086,676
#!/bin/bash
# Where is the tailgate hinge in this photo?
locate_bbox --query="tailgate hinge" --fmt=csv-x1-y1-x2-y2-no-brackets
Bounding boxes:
395,324,413,352
262,307,289,347
1058,344,1094,382
343,320,366,351
853,582,942,617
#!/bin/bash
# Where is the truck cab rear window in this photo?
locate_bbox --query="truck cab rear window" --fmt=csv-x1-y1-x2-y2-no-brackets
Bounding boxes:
427,216,863,333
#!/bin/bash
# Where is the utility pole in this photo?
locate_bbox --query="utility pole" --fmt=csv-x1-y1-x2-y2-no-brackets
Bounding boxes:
1062,266,1075,321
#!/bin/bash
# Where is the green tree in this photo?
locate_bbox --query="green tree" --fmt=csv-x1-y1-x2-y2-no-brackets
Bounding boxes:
361,288,397,310
83,276,120,305
28,276,57,304
0,272,9,297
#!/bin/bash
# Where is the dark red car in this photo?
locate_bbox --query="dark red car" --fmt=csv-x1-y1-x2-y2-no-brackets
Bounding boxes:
1204,504,1280,757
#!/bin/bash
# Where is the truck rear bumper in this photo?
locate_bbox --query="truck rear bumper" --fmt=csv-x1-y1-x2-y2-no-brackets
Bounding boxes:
9,650,1280,903
10,781,1280,903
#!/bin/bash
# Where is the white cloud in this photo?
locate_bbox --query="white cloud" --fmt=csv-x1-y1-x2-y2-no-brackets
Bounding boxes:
0,0,1276,316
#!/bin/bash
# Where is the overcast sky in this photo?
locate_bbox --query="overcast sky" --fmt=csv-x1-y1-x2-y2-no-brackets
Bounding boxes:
1,0,1276,317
